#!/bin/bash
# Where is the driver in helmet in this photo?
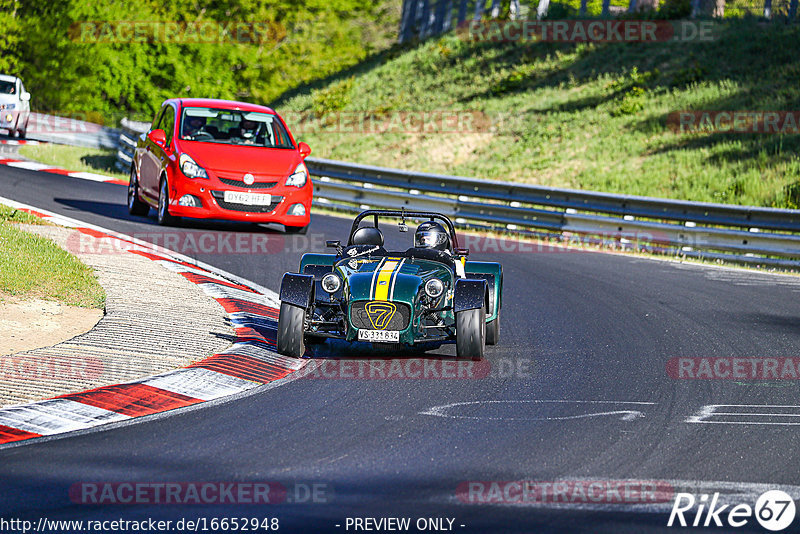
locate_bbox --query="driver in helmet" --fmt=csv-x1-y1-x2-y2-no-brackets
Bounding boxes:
414,221,466,277
182,116,206,139
239,118,260,144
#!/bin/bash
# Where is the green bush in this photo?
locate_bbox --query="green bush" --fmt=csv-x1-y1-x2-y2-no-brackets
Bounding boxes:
311,77,354,117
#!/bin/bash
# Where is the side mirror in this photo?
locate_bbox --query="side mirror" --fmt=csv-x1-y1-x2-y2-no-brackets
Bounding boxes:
20,92,30,102
326,240,343,254
298,141,311,159
148,129,167,148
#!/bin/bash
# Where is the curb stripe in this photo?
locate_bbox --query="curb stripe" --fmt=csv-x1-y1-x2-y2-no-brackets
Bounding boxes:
0,157,124,185
180,272,258,293
142,368,260,401
0,425,41,443
216,298,280,318
60,384,203,417
189,354,292,383
0,400,130,435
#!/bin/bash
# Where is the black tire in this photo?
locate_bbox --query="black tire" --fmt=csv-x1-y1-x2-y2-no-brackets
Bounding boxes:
17,127,25,139
127,166,150,216
456,307,485,360
157,177,178,226
285,225,308,235
486,310,500,346
277,302,306,358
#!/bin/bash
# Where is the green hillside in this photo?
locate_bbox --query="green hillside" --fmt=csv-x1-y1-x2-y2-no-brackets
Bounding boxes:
274,19,800,208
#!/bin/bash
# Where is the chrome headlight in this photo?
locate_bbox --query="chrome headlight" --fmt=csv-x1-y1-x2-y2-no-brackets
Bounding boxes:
321,273,341,294
179,153,208,179
424,278,445,298
286,163,307,187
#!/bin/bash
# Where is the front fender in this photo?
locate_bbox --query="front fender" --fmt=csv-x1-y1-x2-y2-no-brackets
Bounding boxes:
279,273,315,309
453,278,488,314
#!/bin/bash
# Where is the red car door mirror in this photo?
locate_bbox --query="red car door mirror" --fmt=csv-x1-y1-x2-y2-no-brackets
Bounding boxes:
297,141,311,159
148,129,167,148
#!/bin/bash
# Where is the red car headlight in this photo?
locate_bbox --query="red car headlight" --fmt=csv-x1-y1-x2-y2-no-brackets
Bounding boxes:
179,153,209,179
285,163,308,187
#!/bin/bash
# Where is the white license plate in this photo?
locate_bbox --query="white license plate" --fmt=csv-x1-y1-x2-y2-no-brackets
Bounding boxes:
223,191,272,206
358,329,400,343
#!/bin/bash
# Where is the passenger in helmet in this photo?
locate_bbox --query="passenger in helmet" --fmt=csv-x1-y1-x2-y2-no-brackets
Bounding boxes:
239,118,259,143
413,220,466,277
414,221,450,251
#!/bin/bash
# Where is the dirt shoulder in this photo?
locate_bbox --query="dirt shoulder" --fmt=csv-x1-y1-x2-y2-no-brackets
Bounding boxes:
0,292,103,356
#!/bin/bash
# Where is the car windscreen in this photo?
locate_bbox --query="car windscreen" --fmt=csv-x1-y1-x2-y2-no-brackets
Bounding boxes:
179,107,294,149
0,81,16,95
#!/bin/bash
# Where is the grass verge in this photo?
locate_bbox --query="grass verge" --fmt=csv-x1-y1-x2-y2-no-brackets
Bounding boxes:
18,144,128,182
0,205,105,308
275,19,800,208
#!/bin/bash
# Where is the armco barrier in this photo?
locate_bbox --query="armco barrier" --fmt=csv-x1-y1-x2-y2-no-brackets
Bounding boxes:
111,118,800,268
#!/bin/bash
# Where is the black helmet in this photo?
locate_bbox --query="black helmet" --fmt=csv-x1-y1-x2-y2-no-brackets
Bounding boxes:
415,221,450,251
351,226,384,246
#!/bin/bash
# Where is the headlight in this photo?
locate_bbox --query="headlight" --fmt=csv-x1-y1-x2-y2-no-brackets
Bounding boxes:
286,163,307,187
425,278,445,298
321,273,341,294
179,153,208,179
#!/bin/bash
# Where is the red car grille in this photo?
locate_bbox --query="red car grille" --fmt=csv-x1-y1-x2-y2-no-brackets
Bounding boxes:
218,177,278,189
211,191,284,213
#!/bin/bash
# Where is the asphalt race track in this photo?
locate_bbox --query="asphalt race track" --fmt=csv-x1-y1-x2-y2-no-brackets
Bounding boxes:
2,162,800,533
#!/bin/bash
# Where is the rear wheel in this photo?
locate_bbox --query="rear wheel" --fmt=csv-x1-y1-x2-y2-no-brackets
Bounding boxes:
456,307,485,360
486,310,500,345
127,166,150,216
157,178,178,226
277,302,306,358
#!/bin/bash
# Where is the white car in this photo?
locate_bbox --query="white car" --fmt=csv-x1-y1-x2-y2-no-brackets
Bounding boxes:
0,74,31,138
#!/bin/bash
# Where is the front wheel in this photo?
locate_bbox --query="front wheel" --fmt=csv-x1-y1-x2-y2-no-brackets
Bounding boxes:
456,307,485,360
486,310,500,346
277,302,306,358
157,178,178,226
128,166,150,216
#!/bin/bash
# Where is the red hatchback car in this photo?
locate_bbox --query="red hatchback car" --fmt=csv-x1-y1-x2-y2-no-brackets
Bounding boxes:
128,98,312,233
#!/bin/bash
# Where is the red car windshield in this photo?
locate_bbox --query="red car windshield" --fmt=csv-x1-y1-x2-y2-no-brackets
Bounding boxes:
179,107,294,149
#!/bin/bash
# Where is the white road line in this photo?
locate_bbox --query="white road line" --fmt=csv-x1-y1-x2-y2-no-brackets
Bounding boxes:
420,400,656,421
686,404,800,425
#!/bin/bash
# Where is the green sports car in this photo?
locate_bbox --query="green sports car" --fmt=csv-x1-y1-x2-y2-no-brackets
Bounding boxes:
276,210,503,360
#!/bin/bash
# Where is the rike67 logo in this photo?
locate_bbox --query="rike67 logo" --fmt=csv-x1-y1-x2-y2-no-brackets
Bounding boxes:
668,490,796,531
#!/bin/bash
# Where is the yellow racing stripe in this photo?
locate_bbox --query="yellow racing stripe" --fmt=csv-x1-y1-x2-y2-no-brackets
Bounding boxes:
373,259,401,301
